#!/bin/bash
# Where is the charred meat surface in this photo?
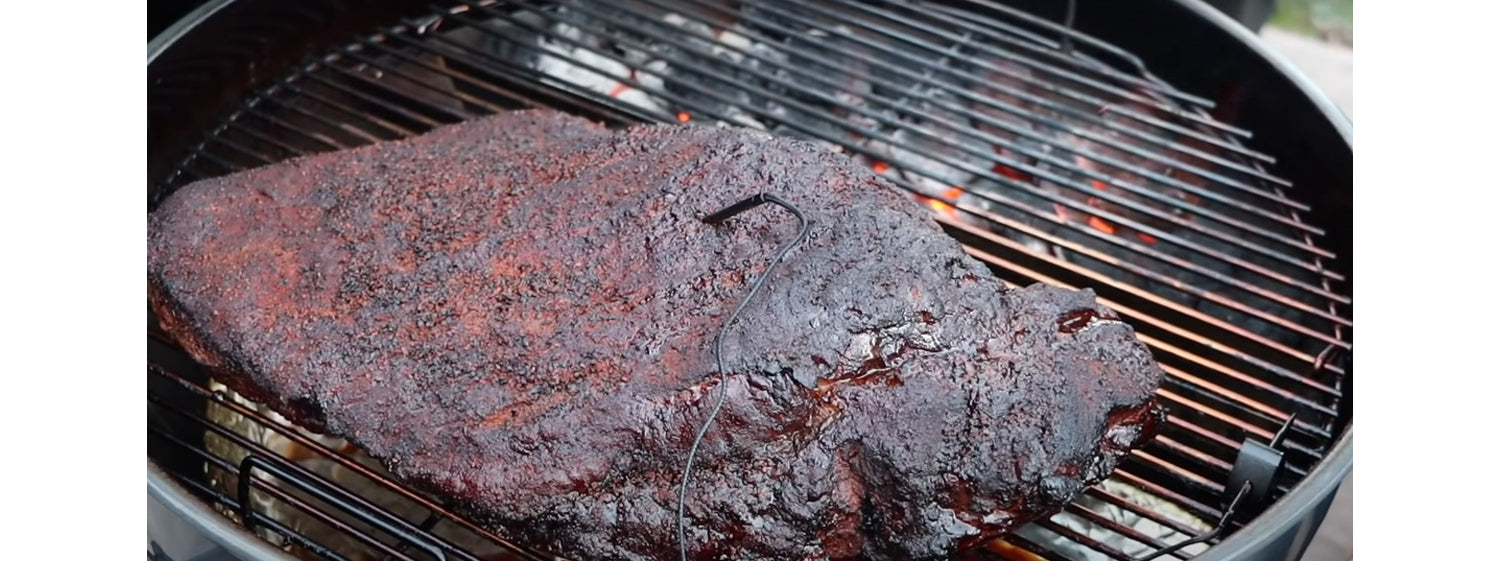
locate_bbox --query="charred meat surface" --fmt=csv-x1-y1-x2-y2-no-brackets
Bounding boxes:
148,109,1166,561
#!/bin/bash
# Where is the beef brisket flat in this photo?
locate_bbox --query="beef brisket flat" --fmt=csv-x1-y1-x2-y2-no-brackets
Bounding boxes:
148,109,1166,561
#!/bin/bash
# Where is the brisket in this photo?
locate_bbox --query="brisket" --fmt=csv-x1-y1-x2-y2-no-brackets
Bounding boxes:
148,109,1166,561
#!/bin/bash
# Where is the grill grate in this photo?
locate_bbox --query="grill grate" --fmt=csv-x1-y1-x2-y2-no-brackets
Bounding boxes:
147,1,1352,560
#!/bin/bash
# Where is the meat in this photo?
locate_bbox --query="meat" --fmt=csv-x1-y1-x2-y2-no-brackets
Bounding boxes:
148,109,1166,561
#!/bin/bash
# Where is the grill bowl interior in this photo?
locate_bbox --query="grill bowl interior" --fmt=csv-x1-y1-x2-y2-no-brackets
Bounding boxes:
147,1,1352,560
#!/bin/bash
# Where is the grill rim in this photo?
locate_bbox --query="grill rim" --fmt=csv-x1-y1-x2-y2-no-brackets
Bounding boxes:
145,0,1353,559
149,462,302,561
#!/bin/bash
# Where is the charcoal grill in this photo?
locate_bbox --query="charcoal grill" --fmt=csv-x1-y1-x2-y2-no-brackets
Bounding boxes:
146,1,1353,560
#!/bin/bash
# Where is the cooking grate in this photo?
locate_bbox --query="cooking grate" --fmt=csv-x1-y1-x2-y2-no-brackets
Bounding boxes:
146,1,1352,560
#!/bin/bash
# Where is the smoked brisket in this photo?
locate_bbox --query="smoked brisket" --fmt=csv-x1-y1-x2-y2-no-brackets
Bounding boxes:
148,109,1166,561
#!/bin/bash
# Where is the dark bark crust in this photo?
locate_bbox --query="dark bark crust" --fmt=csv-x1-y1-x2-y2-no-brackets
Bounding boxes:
148,110,1165,561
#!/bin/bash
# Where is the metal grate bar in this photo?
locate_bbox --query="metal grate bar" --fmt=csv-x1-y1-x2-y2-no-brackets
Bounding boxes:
316,58,478,124
1152,415,1254,474
649,0,1292,191
333,46,494,117
303,67,456,128
1154,385,1322,469
432,10,762,130
469,1,1341,283
1140,332,1339,403
283,83,417,139
947,216,1341,464
149,364,557,561
342,40,522,115
1159,368,1334,447
528,0,1338,291
150,424,412,561
986,534,1079,561
937,202,1344,339
779,0,1289,187
828,0,1218,113
260,90,390,145
928,1,1205,113
1052,505,1190,559
950,245,1328,472
1165,415,1239,453
949,218,1346,373
1157,368,1332,453
720,0,1264,160
163,473,362,561
947,205,1340,380
1118,453,1220,516
394,27,668,125
319,54,475,123
436,7,859,126
1153,435,1234,474
186,146,241,174
936,193,1343,315
1034,518,1137,561
922,1,1133,72
919,5,1184,107
225,116,331,157
149,412,456,561
1082,486,1210,539
286,20,1356,381
941,0,1136,74
174,163,212,184
535,0,1327,250
794,0,1224,132
388,10,681,125
1156,417,1237,464
1126,450,1222,499
1152,390,1315,488
1162,363,1336,433
151,351,1210,561
204,134,280,168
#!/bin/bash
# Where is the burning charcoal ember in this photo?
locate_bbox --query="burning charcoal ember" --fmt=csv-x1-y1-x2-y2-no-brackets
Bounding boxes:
443,8,550,69
632,24,863,149
960,175,1077,258
658,60,771,130
531,15,670,114
1014,98,1199,246
1064,132,1203,233
862,89,985,200
443,6,672,117
732,26,876,146
576,9,780,130
973,59,1047,183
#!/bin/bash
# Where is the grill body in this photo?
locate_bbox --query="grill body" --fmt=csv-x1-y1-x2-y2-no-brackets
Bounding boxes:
147,1,1351,560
